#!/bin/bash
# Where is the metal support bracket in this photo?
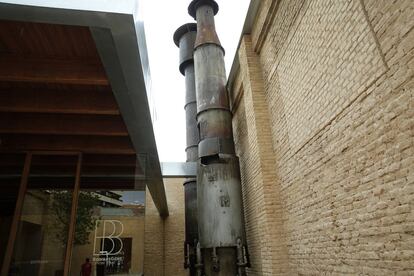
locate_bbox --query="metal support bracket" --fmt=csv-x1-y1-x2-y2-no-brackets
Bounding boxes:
161,162,197,178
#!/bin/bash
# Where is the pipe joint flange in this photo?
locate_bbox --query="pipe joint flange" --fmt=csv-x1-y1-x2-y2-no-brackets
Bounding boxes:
184,100,197,109
185,144,199,151
173,23,197,75
199,137,235,158
183,178,197,186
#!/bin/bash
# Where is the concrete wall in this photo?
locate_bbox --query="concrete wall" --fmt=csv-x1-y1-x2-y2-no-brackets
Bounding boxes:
230,0,414,275
144,178,186,276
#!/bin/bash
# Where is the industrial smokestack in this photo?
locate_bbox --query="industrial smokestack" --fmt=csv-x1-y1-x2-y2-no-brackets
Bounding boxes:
174,23,199,276
188,0,250,275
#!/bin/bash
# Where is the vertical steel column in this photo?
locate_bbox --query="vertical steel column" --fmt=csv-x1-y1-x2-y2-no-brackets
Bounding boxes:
174,23,199,276
188,1,250,275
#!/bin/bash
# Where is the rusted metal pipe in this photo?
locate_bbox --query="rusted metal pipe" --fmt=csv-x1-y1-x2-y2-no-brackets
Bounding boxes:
188,1,249,275
174,23,199,276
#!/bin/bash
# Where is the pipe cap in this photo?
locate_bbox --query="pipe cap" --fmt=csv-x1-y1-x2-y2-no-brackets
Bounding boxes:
173,23,197,47
188,0,219,20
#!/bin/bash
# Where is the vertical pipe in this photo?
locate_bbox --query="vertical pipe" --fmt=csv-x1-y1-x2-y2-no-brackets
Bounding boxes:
188,1,249,275
174,23,199,276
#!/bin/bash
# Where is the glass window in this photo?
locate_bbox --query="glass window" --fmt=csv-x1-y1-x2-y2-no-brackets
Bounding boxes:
10,154,78,276
70,154,145,276
70,191,145,276
0,153,25,270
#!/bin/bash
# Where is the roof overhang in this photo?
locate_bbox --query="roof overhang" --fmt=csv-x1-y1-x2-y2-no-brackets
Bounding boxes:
0,0,168,217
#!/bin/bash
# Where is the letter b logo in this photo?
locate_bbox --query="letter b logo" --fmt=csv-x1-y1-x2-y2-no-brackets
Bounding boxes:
93,220,124,256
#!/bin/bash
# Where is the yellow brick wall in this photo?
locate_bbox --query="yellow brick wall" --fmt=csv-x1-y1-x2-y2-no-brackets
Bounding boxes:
231,0,414,275
144,178,186,276
164,179,186,276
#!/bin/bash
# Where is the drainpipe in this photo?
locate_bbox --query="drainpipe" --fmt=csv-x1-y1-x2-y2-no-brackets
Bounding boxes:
188,1,250,275
174,23,199,276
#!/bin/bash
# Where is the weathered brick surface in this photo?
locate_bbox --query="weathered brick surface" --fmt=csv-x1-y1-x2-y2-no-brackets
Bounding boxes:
144,178,186,276
144,187,164,276
164,179,186,276
233,93,265,275
236,37,290,275
231,0,414,275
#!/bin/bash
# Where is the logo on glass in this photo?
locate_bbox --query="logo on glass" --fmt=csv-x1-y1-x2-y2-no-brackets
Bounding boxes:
93,220,124,256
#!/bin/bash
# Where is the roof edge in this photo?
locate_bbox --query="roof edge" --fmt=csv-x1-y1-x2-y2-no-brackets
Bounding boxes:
227,0,260,92
0,0,139,16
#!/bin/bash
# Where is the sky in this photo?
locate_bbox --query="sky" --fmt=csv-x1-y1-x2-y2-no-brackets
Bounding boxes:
143,0,250,162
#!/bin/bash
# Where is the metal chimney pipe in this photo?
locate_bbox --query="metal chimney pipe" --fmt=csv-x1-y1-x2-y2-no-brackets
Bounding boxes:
188,1,250,275
174,23,199,276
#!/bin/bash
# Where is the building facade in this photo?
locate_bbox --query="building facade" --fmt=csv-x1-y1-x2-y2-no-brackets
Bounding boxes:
0,0,413,275
227,0,414,275
145,0,413,275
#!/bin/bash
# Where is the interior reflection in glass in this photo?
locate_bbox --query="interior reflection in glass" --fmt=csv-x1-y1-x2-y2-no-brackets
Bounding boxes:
70,190,145,276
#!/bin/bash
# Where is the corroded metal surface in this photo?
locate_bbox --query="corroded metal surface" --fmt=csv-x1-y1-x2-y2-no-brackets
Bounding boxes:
186,102,199,160
184,179,198,244
194,46,229,113
188,0,219,19
174,22,199,276
185,64,197,106
174,23,197,75
189,0,249,275
185,64,199,162
197,158,245,247
193,5,222,50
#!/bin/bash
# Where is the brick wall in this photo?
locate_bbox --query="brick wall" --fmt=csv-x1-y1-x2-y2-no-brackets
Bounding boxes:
231,0,414,275
144,178,186,276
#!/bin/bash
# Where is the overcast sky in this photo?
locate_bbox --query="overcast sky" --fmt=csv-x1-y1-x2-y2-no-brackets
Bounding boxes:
143,0,250,162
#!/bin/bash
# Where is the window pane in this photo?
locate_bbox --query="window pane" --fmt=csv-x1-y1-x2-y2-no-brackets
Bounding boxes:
70,190,145,276
0,153,25,269
70,154,145,276
10,154,77,276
